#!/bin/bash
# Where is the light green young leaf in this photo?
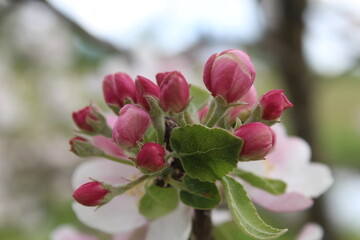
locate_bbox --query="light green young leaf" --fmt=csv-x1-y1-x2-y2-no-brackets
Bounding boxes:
170,124,243,182
232,168,287,195
180,176,221,209
139,184,179,219
189,84,211,111
221,176,287,240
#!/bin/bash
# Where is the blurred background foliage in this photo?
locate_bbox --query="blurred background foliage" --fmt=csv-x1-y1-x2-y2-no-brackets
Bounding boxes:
0,0,359,239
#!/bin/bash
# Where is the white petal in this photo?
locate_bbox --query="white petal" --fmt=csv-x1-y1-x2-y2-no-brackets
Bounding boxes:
237,160,267,176
145,204,192,240
245,184,313,212
51,225,98,240
296,223,324,240
73,195,146,234
72,160,146,234
268,137,311,170
212,209,232,225
283,163,334,198
72,159,141,189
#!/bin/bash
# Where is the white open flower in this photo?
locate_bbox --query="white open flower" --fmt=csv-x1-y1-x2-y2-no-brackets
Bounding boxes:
72,159,192,240
238,124,333,212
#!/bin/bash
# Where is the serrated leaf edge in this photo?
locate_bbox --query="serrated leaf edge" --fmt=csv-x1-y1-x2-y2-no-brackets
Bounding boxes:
221,176,288,240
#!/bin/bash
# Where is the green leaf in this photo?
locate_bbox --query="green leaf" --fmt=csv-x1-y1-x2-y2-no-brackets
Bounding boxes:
214,221,258,240
232,169,287,195
180,176,221,209
189,84,211,111
221,176,287,240
170,124,243,182
139,184,179,219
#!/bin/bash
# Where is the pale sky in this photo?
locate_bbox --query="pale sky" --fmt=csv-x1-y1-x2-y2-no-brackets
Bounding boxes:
49,0,360,75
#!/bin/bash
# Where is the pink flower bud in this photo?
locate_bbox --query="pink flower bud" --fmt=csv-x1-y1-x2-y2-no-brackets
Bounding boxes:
102,72,136,112
72,181,110,207
72,106,97,132
234,122,275,160
198,105,209,123
135,75,160,110
69,136,88,154
228,85,258,123
155,72,170,86
203,49,256,103
136,143,165,172
112,104,151,148
158,71,190,113
259,89,294,120
92,135,128,160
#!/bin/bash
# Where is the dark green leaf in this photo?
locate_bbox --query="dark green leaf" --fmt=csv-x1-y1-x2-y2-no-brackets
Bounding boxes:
232,168,286,195
139,184,179,219
170,124,243,182
221,176,287,239
180,176,221,209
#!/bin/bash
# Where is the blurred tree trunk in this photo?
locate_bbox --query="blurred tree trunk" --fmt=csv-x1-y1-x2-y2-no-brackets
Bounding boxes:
261,0,336,239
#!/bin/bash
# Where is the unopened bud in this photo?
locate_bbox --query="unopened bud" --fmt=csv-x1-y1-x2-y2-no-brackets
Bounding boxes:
136,143,166,172
112,104,151,148
198,105,209,124
135,75,160,110
72,181,111,207
203,49,256,103
72,106,97,132
234,122,275,160
158,71,190,113
69,136,103,157
228,85,258,123
102,72,136,113
259,89,294,120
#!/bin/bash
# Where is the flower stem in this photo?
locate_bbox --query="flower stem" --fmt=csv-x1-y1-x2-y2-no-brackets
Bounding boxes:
113,175,150,195
102,153,135,166
184,110,194,124
147,96,165,144
205,97,228,128
190,209,214,240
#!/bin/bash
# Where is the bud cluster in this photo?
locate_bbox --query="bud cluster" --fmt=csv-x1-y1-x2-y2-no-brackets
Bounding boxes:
69,49,293,210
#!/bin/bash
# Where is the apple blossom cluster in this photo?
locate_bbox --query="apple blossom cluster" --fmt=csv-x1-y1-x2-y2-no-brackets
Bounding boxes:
68,49,332,240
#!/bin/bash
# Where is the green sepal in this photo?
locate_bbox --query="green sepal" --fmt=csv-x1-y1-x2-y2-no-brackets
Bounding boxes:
71,139,104,157
146,96,165,144
85,105,112,137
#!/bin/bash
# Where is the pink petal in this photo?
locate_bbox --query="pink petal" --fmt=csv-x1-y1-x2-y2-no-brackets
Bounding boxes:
92,136,128,159
106,115,118,129
268,125,311,168
245,183,313,212
112,226,148,240
296,223,324,240
51,225,98,240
